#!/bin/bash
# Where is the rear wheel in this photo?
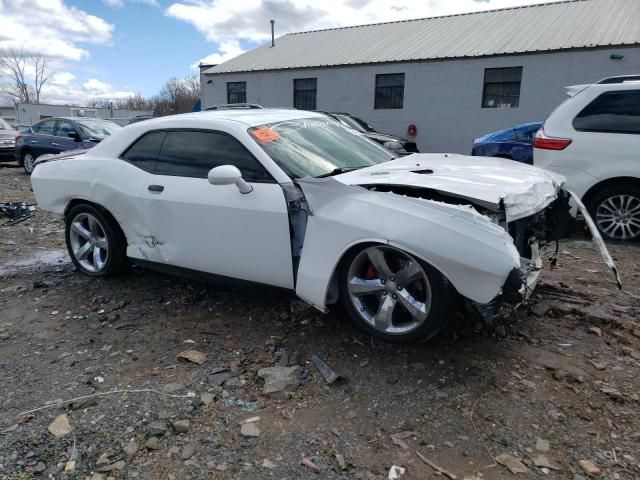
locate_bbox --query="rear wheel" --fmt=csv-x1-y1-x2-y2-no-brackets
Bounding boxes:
588,184,640,241
65,204,128,276
22,152,36,175
339,245,450,343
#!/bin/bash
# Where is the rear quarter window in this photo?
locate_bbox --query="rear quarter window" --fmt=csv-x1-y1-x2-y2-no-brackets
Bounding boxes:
573,90,640,134
121,131,166,171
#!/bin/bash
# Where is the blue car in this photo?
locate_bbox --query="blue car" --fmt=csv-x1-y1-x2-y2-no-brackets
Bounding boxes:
15,117,121,175
471,122,542,164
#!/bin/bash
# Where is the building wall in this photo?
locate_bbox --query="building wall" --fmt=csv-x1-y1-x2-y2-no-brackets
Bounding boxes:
201,46,640,154
13,103,152,126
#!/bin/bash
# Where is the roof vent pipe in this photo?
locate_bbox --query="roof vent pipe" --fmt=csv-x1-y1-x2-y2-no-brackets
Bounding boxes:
270,19,275,47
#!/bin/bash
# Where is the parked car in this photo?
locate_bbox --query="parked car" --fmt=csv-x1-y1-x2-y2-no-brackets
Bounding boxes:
0,118,20,163
15,117,121,174
472,122,542,164
30,109,618,343
322,112,419,156
127,114,154,124
534,75,640,241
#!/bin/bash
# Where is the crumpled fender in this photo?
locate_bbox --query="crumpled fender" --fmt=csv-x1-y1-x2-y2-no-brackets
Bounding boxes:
294,177,522,311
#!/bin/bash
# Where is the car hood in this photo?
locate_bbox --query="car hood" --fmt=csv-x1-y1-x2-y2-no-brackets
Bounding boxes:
0,129,19,139
333,153,565,221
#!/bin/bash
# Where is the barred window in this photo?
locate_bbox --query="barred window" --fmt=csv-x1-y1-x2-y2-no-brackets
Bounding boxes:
375,73,404,109
482,67,522,108
227,82,246,104
293,78,317,110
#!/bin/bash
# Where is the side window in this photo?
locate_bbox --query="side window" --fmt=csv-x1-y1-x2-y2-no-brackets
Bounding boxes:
482,67,522,108
55,120,77,138
156,130,271,182
374,73,405,109
121,131,166,171
34,119,56,135
573,90,640,134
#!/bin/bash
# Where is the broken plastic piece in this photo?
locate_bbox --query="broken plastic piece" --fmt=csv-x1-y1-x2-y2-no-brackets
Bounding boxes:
311,354,340,384
251,127,279,143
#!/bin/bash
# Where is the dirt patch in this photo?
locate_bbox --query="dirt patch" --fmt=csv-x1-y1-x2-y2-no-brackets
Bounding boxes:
1,166,639,479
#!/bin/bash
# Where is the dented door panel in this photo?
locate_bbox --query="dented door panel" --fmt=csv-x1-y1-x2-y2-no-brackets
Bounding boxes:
142,175,295,289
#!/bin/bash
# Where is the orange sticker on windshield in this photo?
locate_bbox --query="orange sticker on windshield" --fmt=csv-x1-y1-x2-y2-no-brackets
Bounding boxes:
251,127,279,143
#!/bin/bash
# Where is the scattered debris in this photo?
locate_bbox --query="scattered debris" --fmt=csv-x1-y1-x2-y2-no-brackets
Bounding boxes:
262,459,276,469
301,457,319,471
335,453,347,470
64,460,76,473
177,349,207,365
240,416,260,424
48,414,71,438
496,453,528,474
416,451,457,479
579,459,601,476
123,439,138,457
535,438,550,452
601,386,624,401
311,354,341,384
257,365,301,398
533,455,560,470
200,392,215,405
0,202,35,225
147,420,168,436
181,442,196,460
388,465,406,479
240,422,261,438
588,326,603,337
172,419,190,433
390,431,417,450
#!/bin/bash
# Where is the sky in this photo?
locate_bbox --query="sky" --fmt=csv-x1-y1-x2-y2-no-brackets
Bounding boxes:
0,0,563,105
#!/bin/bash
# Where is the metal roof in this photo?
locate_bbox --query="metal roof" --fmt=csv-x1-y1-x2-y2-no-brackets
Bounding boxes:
205,0,640,75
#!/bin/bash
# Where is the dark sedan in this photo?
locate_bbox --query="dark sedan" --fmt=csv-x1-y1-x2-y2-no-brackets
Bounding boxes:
321,112,419,156
0,119,20,163
471,122,542,164
15,117,121,174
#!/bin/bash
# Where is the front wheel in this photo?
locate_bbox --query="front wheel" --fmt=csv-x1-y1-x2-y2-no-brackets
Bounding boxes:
588,184,640,241
65,204,128,276
339,245,450,343
22,152,36,175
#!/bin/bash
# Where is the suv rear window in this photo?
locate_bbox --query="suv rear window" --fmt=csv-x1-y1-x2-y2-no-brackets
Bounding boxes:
573,90,640,134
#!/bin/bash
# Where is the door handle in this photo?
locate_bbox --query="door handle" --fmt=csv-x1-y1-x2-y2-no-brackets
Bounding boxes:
148,185,164,192
31,140,38,144
52,142,59,146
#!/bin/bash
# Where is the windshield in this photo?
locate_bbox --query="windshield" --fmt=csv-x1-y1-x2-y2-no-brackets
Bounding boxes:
248,117,394,178
75,119,121,139
0,119,11,130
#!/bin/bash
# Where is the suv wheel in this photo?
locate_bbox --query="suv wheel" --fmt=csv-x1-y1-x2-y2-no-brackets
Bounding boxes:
339,245,449,343
65,204,128,276
588,184,640,241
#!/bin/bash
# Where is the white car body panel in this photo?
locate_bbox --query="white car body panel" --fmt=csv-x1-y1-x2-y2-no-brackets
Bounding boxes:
334,154,564,222
534,81,640,200
29,108,620,318
141,175,294,289
295,177,522,308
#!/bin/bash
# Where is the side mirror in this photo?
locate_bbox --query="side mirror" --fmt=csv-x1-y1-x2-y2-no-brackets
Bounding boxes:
68,131,81,141
208,165,253,194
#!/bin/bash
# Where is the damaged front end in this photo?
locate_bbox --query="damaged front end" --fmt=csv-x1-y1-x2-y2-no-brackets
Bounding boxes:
474,189,574,321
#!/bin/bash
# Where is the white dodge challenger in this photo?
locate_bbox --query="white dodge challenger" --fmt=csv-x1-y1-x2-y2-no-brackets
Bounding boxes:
30,109,619,343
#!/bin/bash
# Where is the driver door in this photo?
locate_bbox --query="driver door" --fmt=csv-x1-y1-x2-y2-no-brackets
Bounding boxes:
142,129,295,289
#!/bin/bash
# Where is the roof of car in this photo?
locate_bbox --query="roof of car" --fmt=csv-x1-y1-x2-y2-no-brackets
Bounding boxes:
136,109,327,128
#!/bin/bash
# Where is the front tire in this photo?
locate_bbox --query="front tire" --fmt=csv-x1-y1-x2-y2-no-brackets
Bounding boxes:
338,245,450,343
22,152,36,175
588,184,640,241
65,204,128,276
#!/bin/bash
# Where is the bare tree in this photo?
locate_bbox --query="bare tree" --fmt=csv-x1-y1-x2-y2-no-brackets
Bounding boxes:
0,47,54,104
32,54,54,103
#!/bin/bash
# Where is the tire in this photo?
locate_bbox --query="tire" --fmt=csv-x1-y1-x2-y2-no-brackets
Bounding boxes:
22,151,36,175
65,204,128,276
587,184,640,241
338,244,450,343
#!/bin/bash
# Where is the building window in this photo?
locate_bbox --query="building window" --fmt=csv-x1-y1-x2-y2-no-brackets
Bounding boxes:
375,73,404,109
482,67,522,108
227,82,246,104
293,78,317,110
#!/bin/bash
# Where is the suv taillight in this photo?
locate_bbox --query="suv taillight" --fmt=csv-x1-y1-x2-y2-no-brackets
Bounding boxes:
534,129,572,150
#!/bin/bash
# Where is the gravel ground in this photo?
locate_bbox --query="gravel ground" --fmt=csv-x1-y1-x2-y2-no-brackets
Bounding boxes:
1,163,639,480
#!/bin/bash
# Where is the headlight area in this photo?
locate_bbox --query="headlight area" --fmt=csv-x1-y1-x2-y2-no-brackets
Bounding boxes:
469,190,574,322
